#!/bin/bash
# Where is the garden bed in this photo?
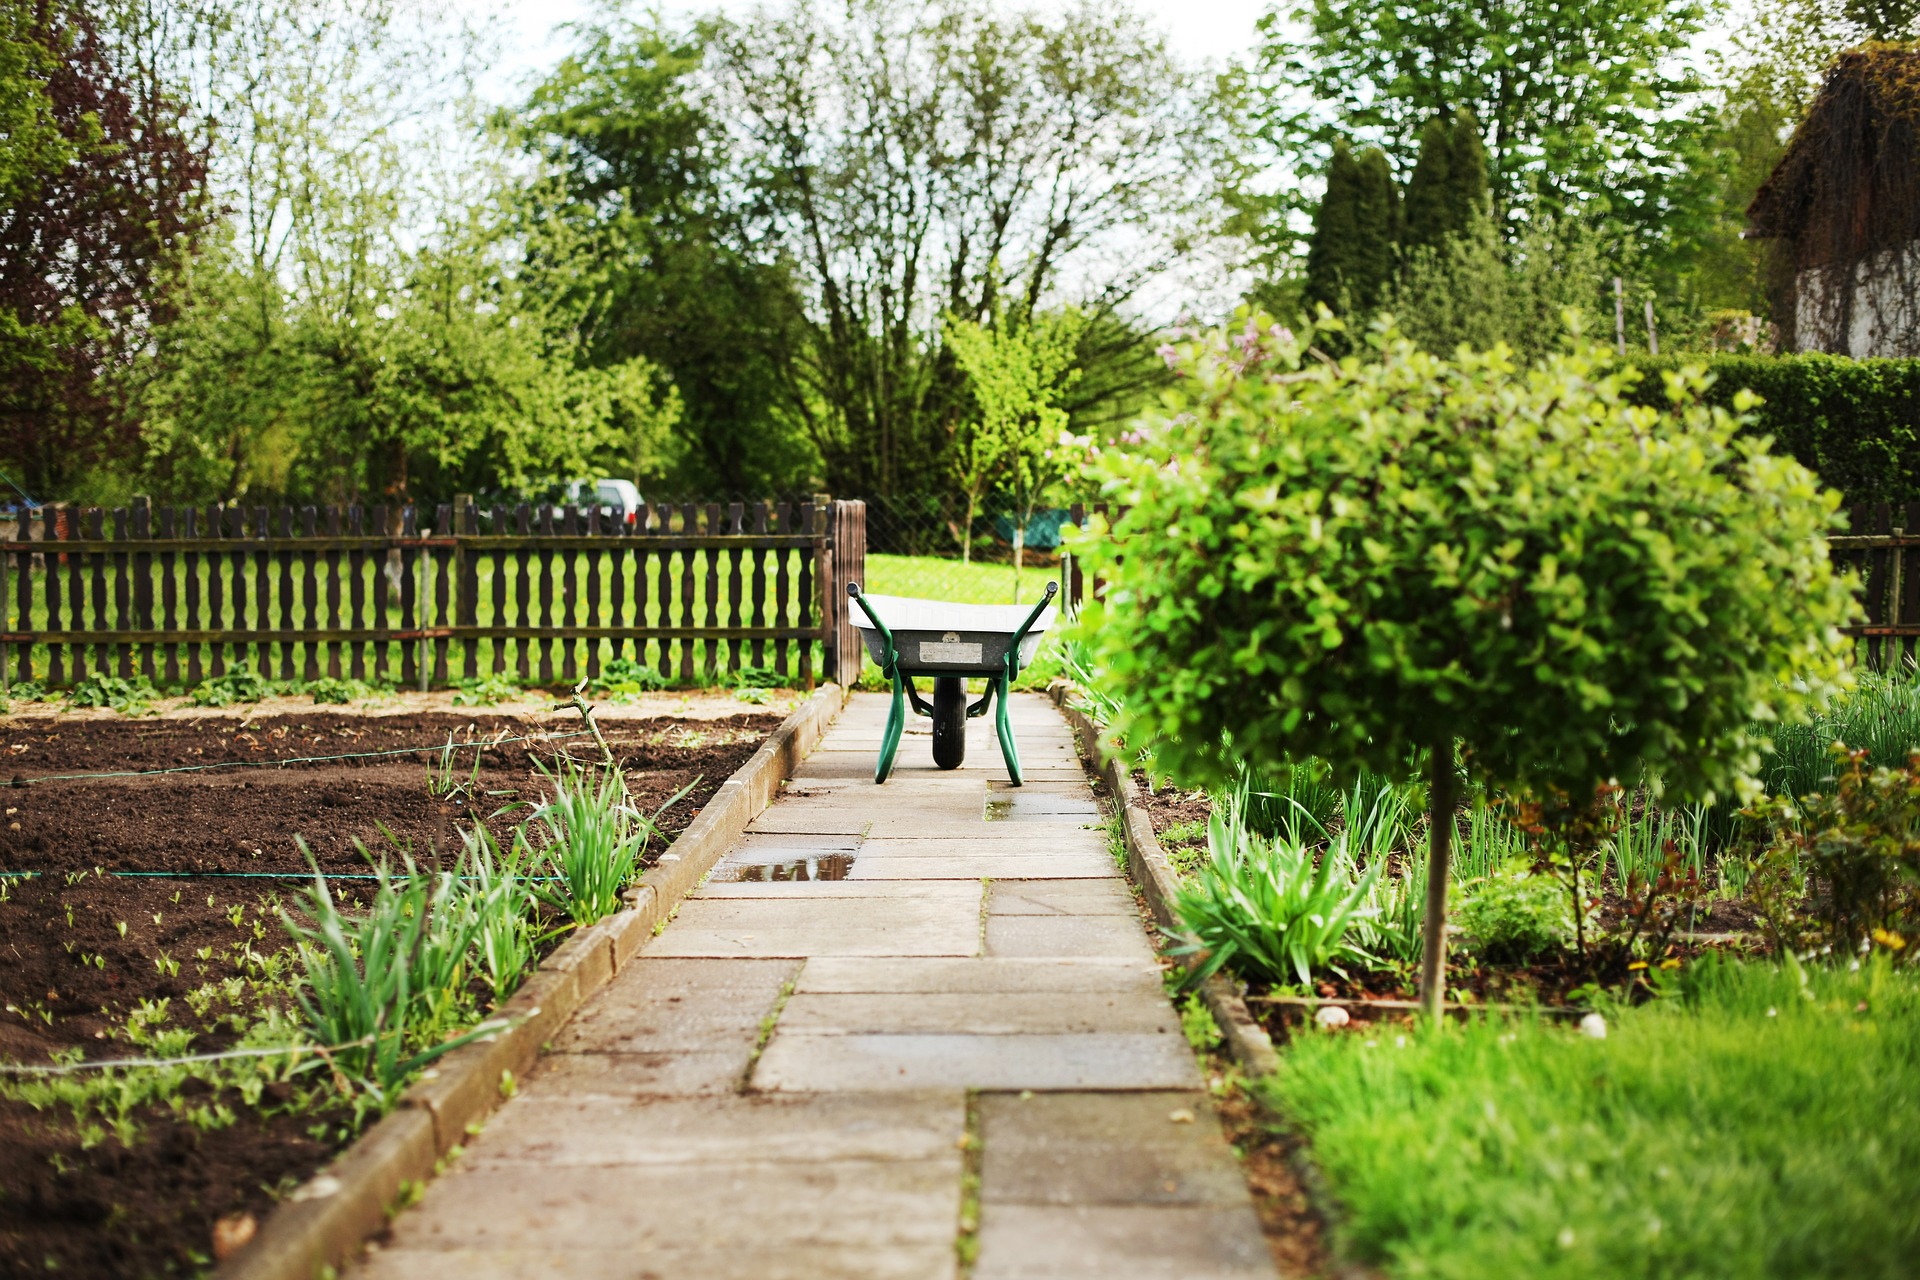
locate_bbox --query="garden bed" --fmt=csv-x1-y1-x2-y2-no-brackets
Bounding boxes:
0,709,778,1278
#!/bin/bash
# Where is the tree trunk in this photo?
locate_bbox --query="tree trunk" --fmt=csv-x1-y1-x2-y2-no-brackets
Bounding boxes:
1419,737,1456,1022
1012,522,1025,603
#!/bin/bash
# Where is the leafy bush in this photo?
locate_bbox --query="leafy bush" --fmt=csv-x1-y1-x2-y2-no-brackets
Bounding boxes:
452,673,520,706
188,667,270,707
1075,315,1857,1012
1752,744,1920,957
1171,780,1383,988
1262,956,1920,1278
304,677,376,705
592,656,669,701
66,674,159,715
1456,859,1575,962
1625,351,1920,506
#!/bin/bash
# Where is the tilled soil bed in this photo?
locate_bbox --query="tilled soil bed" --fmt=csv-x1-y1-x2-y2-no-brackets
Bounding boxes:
0,710,778,1279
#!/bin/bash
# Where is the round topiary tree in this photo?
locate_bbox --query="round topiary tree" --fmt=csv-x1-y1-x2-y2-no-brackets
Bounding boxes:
1073,314,1858,1017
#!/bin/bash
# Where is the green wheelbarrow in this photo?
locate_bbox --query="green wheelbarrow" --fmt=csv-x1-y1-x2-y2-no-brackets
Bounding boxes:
847,580,1058,785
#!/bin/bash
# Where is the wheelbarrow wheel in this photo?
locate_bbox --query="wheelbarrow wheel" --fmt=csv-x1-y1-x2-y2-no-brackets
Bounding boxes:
931,676,967,769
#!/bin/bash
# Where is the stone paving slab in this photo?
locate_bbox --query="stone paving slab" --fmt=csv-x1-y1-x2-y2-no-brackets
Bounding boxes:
986,914,1160,962
360,1244,957,1280
549,958,795,1055
989,879,1138,915
366,1157,960,1251
462,1090,965,1168
696,879,961,899
777,991,1180,1036
849,852,1115,881
979,1091,1253,1206
641,892,982,958
973,1204,1274,1279
751,1031,1199,1092
856,833,1110,856
793,955,1165,996
528,1048,748,1097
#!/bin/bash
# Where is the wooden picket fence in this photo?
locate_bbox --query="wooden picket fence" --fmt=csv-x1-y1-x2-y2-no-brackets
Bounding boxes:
1830,501,1920,669
1,498,868,692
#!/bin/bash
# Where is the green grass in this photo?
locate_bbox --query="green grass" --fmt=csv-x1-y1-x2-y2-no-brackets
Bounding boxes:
1265,956,1920,1279
861,551,1063,606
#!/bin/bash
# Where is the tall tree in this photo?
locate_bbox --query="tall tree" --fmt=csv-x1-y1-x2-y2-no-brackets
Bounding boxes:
714,0,1206,496
1304,141,1398,320
0,0,208,499
1402,109,1487,254
1250,0,1708,239
524,14,817,496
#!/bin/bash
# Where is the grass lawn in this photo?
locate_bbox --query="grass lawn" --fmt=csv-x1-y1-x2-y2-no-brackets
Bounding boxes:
1264,957,1920,1279
861,551,1062,606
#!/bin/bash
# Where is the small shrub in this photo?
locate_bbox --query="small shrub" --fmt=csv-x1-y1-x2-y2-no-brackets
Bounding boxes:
66,674,158,715
733,665,793,689
189,668,270,707
452,674,520,707
1455,859,1575,963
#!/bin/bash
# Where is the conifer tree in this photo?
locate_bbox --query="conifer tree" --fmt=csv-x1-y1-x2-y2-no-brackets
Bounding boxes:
1305,142,1399,319
1402,116,1456,254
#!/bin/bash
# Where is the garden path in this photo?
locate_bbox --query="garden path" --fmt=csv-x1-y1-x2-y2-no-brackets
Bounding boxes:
353,692,1277,1279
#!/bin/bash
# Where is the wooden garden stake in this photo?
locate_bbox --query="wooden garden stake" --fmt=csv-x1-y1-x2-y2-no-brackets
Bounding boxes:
1419,737,1456,1022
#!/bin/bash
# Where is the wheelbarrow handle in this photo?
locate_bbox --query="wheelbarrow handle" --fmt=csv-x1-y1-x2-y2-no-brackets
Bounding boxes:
1005,580,1058,681
846,582,897,668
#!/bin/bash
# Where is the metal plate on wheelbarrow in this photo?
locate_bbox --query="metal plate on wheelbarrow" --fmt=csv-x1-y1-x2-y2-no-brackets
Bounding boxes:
852,595,1056,675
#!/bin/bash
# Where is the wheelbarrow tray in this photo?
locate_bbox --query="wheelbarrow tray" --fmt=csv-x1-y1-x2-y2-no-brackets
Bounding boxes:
851,594,1056,676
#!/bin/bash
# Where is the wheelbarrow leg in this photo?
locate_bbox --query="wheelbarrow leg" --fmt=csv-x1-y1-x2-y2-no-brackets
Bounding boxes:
993,671,1022,786
876,665,906,784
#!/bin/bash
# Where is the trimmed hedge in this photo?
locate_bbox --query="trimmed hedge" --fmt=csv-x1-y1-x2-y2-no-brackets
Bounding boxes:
1625,354,1920,508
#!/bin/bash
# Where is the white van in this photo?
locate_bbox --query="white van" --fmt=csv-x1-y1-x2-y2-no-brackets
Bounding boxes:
559,479,644,528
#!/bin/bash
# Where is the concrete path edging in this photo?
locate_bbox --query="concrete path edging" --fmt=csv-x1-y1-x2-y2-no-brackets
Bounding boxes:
218,683,850,1280
1047,681,1280,1080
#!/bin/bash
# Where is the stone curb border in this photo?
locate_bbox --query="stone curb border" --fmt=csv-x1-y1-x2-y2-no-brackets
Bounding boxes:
1047,680,1279,1077
219,683,851,1280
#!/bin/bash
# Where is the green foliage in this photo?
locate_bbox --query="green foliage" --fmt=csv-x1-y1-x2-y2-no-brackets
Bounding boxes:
459,824,539,1006
1073,315,1857,809
1252,0,1709,244
528,762,688,927
1624,352,1920,506
451,674,521,707
945,306,1086,563
304,677,376,706
281,845,496,1109
1753,744,1920,956
188,667,270,708
66,673,158,715
1456,860,1576,962
1171,779,1384,988
1261,956,1920,1278
1391,215,1607,361
591,656,669,701
1304,142,1399,322
1400,109,1488,255
0,995,316,1148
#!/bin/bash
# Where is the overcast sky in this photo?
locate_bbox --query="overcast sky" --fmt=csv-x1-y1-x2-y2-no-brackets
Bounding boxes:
464,0,1274,99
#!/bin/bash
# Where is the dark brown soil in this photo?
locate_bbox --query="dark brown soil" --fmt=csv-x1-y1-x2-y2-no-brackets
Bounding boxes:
0,711,777,1280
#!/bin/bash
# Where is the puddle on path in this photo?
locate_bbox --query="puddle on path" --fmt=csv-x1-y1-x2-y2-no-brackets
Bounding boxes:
713,833,861,882
712,853,857,882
